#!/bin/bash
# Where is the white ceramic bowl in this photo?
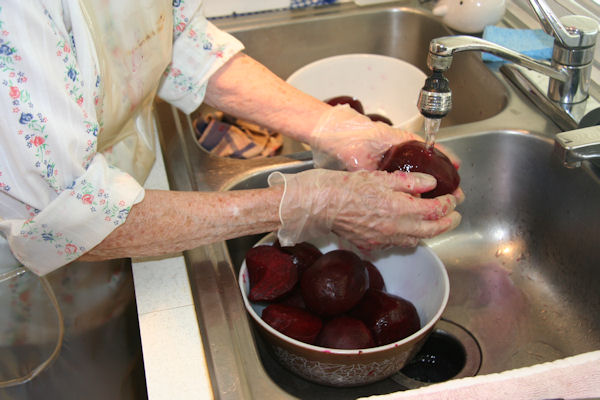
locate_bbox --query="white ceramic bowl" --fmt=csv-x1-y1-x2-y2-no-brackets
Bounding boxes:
433,0,506,33
286,54,426,132
239,234,449,387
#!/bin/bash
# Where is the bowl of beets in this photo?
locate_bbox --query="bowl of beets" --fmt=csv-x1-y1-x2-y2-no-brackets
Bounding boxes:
238,233,449,387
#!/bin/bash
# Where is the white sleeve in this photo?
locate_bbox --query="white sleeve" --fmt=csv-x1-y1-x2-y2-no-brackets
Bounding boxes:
157,3,245,114
0,1,144,276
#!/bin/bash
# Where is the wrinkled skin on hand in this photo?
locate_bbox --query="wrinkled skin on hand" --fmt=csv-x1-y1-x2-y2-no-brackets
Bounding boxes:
309,105,460,172
268,169,462,250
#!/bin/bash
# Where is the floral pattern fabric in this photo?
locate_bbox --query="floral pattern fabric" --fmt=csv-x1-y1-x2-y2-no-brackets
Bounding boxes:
0,0,244,275
159,2,244,113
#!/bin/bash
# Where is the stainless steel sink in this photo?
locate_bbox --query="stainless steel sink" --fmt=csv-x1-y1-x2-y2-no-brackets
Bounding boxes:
153,1,600,398
223,131,600,397
217,2,508,129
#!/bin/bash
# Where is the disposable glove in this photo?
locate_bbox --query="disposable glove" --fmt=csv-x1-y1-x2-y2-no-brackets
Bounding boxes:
309,105,459,171
268,168,461,250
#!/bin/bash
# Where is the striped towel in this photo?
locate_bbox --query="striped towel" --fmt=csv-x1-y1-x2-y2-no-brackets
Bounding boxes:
194,111,283,159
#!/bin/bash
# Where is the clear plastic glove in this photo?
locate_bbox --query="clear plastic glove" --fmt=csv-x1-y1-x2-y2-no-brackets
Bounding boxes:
309,105,460,171
268,168,461,250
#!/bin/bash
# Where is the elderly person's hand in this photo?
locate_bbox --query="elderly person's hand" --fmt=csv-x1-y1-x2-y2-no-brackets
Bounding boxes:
268,168,461,251
309,104,460,172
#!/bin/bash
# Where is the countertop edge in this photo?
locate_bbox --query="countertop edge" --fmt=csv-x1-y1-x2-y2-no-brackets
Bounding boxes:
131,130,214,400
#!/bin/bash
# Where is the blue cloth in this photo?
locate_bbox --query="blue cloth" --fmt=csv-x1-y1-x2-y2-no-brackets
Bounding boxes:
482,26,554,63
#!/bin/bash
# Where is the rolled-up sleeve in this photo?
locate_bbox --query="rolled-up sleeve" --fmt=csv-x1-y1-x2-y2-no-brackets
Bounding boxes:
157,5,245,114
1,155,144,276
0,2,144,275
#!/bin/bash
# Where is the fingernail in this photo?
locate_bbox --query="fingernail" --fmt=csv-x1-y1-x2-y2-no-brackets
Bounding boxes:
454,189,466,204
447,194,457,209
414,173,436,187
448,212,462,230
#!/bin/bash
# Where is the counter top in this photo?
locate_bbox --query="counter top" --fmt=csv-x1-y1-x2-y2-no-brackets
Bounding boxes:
131,132,213,400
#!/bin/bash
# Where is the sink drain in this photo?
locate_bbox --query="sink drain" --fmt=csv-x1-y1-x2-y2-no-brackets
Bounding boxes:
401,330,465,382
391,319,481,389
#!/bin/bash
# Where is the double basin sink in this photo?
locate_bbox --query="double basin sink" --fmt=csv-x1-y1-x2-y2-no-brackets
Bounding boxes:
154,1,600,398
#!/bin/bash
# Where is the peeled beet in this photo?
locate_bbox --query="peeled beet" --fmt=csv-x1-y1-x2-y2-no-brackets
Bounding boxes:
378,140,460,198
278,285,306,309
275,241,323,277
316,316,375,349
325,95,364,114
363,260,386,291
262,304,322,344
245,245,297,302
350,289,420,346
367,113,393,126
300,250,369,316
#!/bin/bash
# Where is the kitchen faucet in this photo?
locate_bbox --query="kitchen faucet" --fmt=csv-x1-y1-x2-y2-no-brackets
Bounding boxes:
417,0,598,119
417,0,600,169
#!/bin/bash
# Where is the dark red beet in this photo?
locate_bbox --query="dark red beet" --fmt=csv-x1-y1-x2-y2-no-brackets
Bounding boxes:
262,304,322,345
316,316,375,349
363,260,386,291
300,249,369,316
350,289,420,346
278,285,306,309
277,241,323,277
246,245,298,302
367,113,393,126
325,95,364,114
378,140,460,198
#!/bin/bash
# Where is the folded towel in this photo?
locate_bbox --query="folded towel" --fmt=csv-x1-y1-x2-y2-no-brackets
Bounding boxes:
194,112,283,159
360,350,600,400
482,26,554,63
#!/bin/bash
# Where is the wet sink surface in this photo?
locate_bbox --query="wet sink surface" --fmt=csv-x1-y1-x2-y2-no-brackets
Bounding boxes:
224,131,600,397
426,132,600,373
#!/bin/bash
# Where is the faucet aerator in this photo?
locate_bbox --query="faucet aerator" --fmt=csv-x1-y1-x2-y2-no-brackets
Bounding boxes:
418,71,453,119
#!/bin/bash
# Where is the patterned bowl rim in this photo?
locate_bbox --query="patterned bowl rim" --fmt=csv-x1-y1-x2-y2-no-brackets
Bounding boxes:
238,235,450,356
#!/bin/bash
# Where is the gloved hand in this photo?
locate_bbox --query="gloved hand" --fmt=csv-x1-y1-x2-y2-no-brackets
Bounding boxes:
268,168,461,250
309,105,460,171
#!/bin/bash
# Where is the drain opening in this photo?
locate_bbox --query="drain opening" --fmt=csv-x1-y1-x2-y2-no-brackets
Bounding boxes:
391,319,482,389
400,331,466,383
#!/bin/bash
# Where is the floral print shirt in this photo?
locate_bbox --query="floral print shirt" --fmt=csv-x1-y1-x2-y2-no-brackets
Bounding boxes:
0,0,244,276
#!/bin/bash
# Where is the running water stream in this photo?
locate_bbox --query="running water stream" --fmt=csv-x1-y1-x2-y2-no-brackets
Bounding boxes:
424,117,441,150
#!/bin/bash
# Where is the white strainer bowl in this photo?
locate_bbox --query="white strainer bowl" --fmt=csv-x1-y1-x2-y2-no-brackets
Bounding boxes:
287,54,426,131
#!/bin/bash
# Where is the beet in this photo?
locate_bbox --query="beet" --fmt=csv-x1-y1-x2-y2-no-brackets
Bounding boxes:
363,260,386,291
278,285,306,309
316,316,375,349
378,140,460,198
276,241,323,277
300,250,369,316
262,304,322,344
350,289,420,346
367,113,393,125
246,245,298,302
325,95,364,114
